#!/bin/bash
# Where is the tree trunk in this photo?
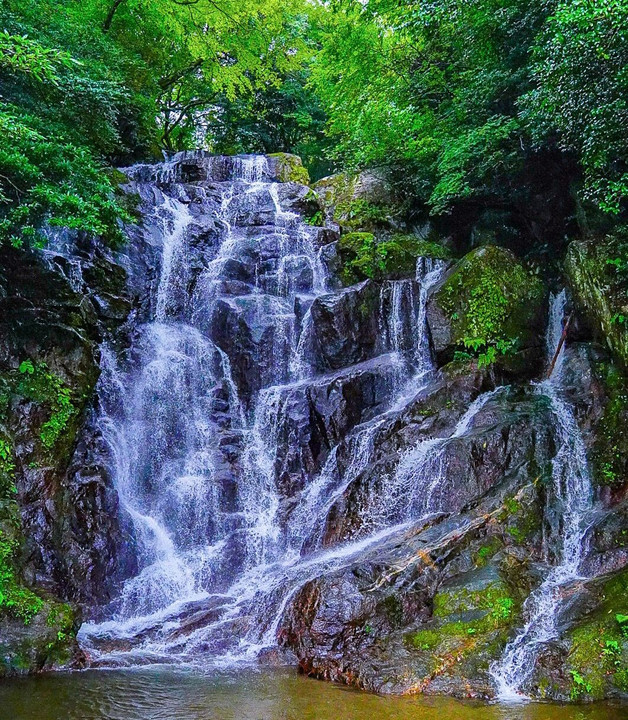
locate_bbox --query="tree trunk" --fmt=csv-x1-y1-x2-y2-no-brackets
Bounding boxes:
103,0,127,32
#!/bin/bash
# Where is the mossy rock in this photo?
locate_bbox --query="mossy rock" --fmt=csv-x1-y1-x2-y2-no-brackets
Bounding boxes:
336,232,450,286
591,360,628,487
0,597,80,677
566,237,628,369
531,568,628,701
405,566,523,682
268,153,310,185
428,246,546,373
314,170,398,232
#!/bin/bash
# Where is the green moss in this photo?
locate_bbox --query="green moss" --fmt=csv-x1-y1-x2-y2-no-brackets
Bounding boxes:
473,538,503,567
407,628,441,650
380,594,404,628
566,234,628,369
337,231,450,286
432,582,516,625
498,492,542,545
563,569,628,700
504,496,520,515
0,362,79,627
592,361,628,487
438,246,544,367
268,153,310,185
0,501,44,624
16,360,77,450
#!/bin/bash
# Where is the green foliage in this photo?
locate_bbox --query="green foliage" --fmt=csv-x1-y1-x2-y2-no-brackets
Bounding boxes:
310,0,628,233
208,71,331,179
523,0,628,214
0,438,16,497
569,669,593,700
17,362,76,449
439,246,544,366
0,361,81,627
0,107,129,247
337,232,449,285
0,0,322,248
0,31,77,83
311,0,548,213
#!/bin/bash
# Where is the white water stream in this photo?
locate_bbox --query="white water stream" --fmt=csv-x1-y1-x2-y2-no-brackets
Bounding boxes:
78,155,529,673
490,290,594,700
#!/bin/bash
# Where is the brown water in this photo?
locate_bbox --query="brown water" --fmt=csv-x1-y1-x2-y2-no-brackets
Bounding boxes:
0,668,626,720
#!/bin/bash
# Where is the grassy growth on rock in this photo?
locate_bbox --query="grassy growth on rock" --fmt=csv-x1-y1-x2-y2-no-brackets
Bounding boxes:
337,232,449,285
0,361,78,629
592,362,628,487
406,576,521,672
439,246,544,367
567,233,628,370
562,570,628,701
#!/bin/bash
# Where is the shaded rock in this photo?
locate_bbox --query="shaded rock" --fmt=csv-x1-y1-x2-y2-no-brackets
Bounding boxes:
426,245,546,375
566,238,628,369
0,599,83,678
302,281,384,373
314,170,398,232
265,353,407,499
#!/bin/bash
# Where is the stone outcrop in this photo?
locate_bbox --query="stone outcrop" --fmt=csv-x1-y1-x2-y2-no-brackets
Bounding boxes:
426,245,546,374
2,152,628,706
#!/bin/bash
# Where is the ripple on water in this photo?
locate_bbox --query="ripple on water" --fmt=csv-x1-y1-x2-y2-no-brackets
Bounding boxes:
0,669,626,720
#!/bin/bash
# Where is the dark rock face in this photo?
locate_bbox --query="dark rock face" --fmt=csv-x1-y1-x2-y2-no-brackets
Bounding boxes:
0,232,143,675
0,242,125,600
301,281,385,373
265,354,407,499
278,377,557,697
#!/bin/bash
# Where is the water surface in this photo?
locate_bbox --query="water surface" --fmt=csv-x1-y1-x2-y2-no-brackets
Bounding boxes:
0,668,626,720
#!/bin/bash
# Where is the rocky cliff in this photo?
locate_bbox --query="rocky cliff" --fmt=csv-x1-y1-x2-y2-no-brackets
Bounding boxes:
1,152,627,704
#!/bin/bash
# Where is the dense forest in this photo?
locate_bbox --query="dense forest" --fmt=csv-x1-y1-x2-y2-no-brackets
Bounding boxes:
2,0,628,714
2,0,627,249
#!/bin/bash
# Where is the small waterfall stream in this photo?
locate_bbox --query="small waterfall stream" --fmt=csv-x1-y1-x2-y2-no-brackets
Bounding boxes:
78,154,530,673
490,290,594,700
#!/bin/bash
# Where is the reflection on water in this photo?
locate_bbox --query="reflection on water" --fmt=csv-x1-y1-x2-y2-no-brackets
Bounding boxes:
0,668,626,720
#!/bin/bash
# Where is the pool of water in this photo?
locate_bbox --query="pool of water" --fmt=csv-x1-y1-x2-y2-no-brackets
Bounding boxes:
0,668,627,720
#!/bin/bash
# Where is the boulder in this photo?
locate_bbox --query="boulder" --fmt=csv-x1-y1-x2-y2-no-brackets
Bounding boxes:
566,238,628,369
313,170,398,232
301,281,385,373
426,245,546,374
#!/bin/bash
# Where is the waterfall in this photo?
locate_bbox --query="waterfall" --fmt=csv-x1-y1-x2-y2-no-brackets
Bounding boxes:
78,155,473,668
490,290,594,700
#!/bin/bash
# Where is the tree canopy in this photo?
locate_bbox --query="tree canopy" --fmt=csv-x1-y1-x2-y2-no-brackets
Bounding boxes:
1,0,627,250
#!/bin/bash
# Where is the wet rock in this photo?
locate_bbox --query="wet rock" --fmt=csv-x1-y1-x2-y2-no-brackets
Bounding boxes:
0,599,83,678
266,354,407,499
302,281,384,373
320,379,553,547
566,238,628,369
426,245,546,375
530,568,628,702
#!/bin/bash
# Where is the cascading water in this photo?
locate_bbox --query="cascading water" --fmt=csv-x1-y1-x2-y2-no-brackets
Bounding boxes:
79,154,504,670
490,290,594,700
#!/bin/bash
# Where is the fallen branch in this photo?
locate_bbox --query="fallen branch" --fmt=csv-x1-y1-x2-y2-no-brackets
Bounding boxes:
547,312,573,379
